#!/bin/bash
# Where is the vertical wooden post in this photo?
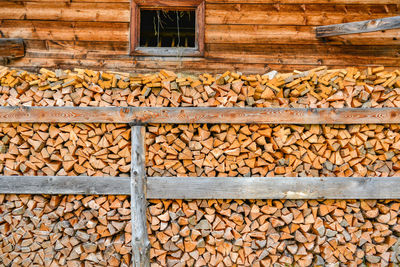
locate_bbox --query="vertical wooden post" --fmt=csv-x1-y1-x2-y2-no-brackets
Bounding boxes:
131,125,150,266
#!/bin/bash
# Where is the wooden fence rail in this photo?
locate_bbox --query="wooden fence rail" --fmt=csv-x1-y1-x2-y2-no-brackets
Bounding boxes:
0,176,130,195
1,106,400,124
1,175,400,200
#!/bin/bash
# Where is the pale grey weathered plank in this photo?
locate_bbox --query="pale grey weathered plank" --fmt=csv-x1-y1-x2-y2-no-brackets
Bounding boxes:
147,177,400,199
316,16,400,37
0,176,130,195
131,126,150,266
1,175,400,199
1,106,400,124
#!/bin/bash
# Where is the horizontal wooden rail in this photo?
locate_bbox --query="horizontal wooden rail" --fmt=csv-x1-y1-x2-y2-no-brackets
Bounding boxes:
0,107,400,124
2,175,400,199
0,176,130,195
316,16,400,38
147,177,400,199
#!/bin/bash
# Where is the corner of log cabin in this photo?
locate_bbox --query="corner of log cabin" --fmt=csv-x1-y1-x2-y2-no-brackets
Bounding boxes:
1,0,400,73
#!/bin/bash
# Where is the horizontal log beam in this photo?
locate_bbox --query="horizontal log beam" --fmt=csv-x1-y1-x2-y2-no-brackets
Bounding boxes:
0,176,130,195
1,176,400,199
0,106,400,124
146,177,400,199
316,16,400,38
0,38,24,58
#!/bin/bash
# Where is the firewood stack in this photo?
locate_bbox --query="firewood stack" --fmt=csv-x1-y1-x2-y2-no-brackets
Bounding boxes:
146,123,400,177
1,66,400,266
1,66,400,108
0,123,131,177
147,199,400,266
0,194,132,266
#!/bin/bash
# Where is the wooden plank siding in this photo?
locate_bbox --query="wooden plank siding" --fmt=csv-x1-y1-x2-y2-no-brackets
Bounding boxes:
1,0,399,73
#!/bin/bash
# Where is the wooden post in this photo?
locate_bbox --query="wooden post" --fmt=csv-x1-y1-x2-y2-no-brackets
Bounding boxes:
131,125,150,266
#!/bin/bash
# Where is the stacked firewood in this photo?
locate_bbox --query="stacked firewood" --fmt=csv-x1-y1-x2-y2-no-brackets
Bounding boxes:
1,66,400,108
147,199,400,266
0,123,131,176
0,194,131,266
146,123,400,177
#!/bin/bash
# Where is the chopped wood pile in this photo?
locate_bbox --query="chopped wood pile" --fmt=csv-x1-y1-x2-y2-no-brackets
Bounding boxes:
148,199,400,266
146,123,400,177
0,194,132,266
1,66,400,108
0,123,131,176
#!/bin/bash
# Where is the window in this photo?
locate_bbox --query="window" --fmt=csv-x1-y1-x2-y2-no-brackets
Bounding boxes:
130,0,205,57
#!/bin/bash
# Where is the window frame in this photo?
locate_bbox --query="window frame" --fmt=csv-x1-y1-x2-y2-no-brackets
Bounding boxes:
130,0,205,57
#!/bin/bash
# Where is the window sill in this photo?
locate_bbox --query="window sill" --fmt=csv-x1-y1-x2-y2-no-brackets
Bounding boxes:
132,47,203,57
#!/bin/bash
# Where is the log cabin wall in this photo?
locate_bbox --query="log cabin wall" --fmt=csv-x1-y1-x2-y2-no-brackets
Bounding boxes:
1,1,400,73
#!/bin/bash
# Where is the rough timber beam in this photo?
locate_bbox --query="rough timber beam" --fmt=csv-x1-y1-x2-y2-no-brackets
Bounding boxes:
316,16,400,38
0,107,400,124
1,176,400,199
0,176,130,195
147,177,400,199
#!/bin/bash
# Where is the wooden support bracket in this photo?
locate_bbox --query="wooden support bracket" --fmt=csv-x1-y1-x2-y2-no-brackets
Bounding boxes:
316,16,400,38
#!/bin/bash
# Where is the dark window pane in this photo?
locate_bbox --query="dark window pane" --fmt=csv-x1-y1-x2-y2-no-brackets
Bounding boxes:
140,10,196,48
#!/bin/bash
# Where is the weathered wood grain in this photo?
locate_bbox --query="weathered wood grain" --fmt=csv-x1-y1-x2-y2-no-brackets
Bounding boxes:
316,16,400,38
133,47,202,57
20,44,400,66
0,38,24,58
206,4,399,26
2,175,400,199
207,0,399,3
131,126,150,266
0,20,128,42
0,107,400,124
0,176,130,195
0,2,130,22
147,177,400,199
206,25,400,45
